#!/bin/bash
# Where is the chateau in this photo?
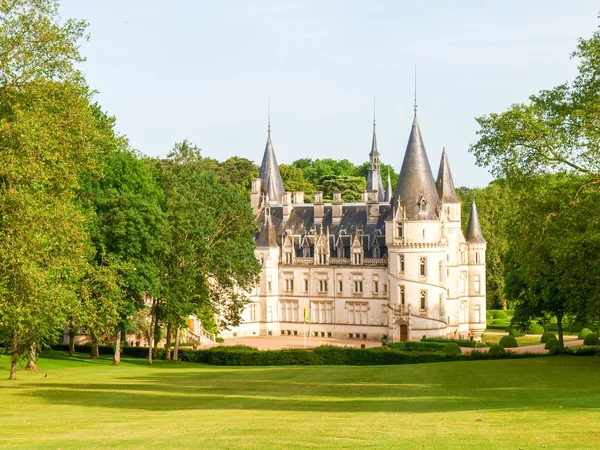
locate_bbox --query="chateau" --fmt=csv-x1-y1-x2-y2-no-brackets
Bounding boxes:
221,109,487,342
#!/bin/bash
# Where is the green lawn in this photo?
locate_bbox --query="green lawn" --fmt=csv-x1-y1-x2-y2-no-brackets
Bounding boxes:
1,351,599,449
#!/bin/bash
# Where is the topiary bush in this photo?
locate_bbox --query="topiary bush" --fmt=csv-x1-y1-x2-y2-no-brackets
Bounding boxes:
442,342,462,355
493,310,507,319
545,338,559,349
578,328,593,339
499,335,518,348
540,332,556,343
488,344,505,355
583,333,600,346
548,345,560,355
527,322,545,334
508,326,525,337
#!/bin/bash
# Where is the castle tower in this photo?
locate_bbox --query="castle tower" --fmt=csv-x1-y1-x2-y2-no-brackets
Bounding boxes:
258,124,285,205
465,199,487,341
384,169,393,203
386,111,447,341
366,119,385,202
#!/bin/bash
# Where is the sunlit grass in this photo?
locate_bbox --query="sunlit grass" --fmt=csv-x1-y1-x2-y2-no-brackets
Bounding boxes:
1,351,599,449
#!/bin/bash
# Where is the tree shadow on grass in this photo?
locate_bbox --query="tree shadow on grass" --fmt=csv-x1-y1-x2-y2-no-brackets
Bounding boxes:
16,356,600,414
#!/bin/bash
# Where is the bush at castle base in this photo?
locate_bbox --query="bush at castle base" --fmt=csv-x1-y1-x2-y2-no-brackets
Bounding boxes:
545,338,559,350
578,328,593,339
499,335,518,348
442,342,462,356
583,333,600,346
488,344,505,355
540,332,556,343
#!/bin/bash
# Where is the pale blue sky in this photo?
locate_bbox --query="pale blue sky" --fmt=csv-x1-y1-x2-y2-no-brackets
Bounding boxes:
59,1,599,187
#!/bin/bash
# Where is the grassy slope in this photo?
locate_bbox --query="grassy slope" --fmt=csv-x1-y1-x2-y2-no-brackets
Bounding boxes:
1,351,599,449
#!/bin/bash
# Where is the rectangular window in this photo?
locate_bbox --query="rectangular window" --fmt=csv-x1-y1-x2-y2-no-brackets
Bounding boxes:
311,301,333,324
396,223,403,238
249,303,257,322
318,279,328,293
267,306,272,322
381,304,388,326
399,285,405,305
420,290,427,311
284,278,294,293
399,255,405,274
347,302,368,325
373,275,379,294
475,252,480,264
267,276,272,293
338,280,343,293
460,272,466,294
353,280,363,293
280,301,299,322
474,275,480,293
303,274,309,293
419,257,427,278
383,283,388,294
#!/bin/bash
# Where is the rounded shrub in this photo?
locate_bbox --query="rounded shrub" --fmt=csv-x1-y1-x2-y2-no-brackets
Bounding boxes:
540,332,556,343
488,344,505,356
508,327,525,337
548,345,560,355
583,333,600,346
442,342,462,355
527,322,545,334
499,335,518,348
493,310,507,319
545,338,559,349
578,328,593,339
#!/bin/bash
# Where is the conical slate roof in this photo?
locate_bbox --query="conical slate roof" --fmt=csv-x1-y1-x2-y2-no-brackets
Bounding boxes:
366,123,385,202
466,200,486,243
384,169,392,203
392,114,440,220
259,131,285,204
435,147,460,203
256,210,279,247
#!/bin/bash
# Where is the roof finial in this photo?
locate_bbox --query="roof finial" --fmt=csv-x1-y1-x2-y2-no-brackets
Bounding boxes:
267,95,271,135
373,95,376,127
413,62,417,115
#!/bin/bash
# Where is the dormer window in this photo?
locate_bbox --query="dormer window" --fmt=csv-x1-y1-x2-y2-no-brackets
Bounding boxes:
284,251,293,264
302,241,310,258
396,222,403,238
418,195,427,213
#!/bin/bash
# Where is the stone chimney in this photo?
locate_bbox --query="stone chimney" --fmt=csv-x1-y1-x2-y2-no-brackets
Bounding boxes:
367,189,379,223
250,178,262,214
314,191,324,225
282,191,293,220
294,191,304,204
332,190,342,224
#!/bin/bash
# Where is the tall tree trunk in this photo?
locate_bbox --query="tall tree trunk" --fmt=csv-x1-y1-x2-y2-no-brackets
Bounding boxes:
9,336,18,380
556,311,565,353
68,328,75,357
147,302,155,366
164,323,173,361
90,332,99,359
152,311,160,359
112,330,121,366
25,343,40,371
173,327,181,362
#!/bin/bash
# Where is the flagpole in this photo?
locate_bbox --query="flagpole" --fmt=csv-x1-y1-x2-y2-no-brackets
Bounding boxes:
304,319,307,349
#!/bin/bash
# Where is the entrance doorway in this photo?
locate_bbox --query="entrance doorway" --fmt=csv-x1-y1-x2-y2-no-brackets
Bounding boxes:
400,324,408,341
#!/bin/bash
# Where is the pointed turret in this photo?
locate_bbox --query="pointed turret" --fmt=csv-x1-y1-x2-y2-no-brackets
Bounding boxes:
366,121,385,202
466,200,486,243
256,208,279,247
392,114,440,220
258,126,285,204
436,147,460,203
384,169,392,203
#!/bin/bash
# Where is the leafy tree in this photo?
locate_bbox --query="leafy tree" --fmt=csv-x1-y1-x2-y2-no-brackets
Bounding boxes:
279,163,316,201
356,161,398,192
296,158,359,186
218,156,258,192
318,175,366,202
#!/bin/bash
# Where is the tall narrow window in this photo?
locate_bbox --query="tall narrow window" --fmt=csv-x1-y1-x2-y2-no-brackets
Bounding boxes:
396,222,403,238
399,285,405,305
475,305,481,323
460,272,466,294
337,278,343,293
420,290,427,310
373,246,380,258
419,257,427,277
474,275,480,293
475,252,480,264
285,251,293,264
438,261,443,283
267,276,272,293
399,255,405,274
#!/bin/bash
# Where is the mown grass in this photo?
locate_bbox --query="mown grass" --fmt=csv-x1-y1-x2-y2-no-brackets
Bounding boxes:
1,350,599,449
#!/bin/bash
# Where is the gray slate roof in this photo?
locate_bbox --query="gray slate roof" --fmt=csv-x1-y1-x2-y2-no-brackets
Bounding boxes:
366,124,385,202
435,147,460,203
466,200,486,243
392,114,440,220
259,132,285,204
384,169,392,203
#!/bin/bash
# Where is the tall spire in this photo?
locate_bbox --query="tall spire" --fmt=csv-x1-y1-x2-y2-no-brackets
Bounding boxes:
413,62,418,115
392,113,440,220
258,108,284,204
466,199,486,243
435,147,460,203
384,168,392,203
366,106,384,202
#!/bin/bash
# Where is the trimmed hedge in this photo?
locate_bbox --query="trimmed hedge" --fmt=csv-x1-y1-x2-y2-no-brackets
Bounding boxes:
565,346,599,356
545,338,559,350
493,311,507,319
578,328,593,339
488,344,505,355
420,337,482,348
540,332,556,344
527,322,545,334
386,341,446,352
442,343,462,356
499,335,518,348
583,333,600,346
548,345,560,355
